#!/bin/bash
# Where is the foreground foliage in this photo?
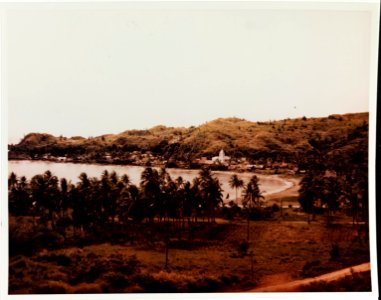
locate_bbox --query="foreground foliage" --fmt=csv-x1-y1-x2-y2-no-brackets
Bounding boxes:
9,217,370,294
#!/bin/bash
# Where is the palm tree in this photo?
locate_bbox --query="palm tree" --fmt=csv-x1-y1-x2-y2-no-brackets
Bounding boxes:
108,171,120,224
158,168,173,223
30,174,45,222
140,167,161,222
99,170,111,224
74,172,91,232
321,176,341,225
180,180,193,227
244,175,263,206
8,172,18,191
208,177,223,223
120,174,130,185
127,184,144,223
198,168,223,223
8,172,18,215
176,176,184,188
298,173,317,224
299,172,324,224
229,174,244,205
59,178,69,218
68,184,81,235
54,177,72,237
191,177,203,223
18,176,30,215
30,171,59,228
116,174,131,223
165,179,180,223
8,173,31,216
243,175,263,241
109,171,119,185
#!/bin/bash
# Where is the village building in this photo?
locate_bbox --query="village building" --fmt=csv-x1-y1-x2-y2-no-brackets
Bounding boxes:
212,149,231,165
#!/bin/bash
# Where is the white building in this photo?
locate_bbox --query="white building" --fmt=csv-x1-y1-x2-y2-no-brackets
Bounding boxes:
212,149,231,165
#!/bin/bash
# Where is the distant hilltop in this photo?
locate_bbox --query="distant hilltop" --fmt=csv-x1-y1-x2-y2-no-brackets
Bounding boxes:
9,112,368,169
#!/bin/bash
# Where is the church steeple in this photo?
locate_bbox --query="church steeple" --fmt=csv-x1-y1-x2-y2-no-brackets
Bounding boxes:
219,149,225,162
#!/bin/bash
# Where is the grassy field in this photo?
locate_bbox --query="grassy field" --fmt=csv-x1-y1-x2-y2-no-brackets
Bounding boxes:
9,208,371,294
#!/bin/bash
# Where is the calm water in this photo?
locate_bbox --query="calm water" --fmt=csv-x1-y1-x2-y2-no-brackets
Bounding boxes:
8,160,293,203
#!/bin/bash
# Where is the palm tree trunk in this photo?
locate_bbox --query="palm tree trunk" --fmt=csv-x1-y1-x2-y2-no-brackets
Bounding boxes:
250,252,254,281
247,217,250,241
247,195,252,241
165,238,169,269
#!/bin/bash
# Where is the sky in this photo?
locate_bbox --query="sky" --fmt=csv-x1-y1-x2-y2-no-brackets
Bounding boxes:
5,2,374,144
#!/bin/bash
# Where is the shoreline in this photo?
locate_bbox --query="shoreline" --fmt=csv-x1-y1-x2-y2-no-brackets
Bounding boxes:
8,159,299,178
263,176,301,206
8,159,302,206
8,158,297,174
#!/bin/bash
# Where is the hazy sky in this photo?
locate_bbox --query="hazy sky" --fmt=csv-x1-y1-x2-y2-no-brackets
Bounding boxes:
5,3,373,144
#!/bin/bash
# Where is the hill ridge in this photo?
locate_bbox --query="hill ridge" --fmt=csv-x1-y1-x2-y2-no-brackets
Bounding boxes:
9,112,368,167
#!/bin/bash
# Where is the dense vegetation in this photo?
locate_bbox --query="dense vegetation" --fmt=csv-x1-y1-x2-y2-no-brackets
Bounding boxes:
9,168,283,293
8,112,368,165
8,168,268,255
297,114,368,227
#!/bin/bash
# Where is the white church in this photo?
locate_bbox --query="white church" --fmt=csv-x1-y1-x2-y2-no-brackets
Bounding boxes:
212,149,231,165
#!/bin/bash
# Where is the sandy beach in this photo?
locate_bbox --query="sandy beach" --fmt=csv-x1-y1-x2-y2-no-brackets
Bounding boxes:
264,176,302,207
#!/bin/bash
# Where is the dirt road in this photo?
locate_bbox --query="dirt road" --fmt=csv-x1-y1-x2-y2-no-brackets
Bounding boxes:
247,262,371,292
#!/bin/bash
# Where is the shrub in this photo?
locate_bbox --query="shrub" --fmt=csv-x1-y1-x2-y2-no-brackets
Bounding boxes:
248,207,273,220
122,255,141,274
71,283,103,294
124,284,144,293
9,256,27,270
9,222,39,256
32,281,69,294
271,204,280,212
133,273,178,292
220,206,236,220
301,260,321,277
68,258,105,285
330,243,340,260
68,253,142,288
36,253,71,266
104,272,129,289
218,274,239,285
193,276,220,292
132,271,225,293
10,226,65,256
33,229,65,250
238,240,249,256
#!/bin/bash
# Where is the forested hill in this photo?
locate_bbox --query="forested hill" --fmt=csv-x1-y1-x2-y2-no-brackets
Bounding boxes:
9,112,368,166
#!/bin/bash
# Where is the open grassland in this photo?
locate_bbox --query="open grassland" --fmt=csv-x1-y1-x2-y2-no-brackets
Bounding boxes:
9,210,370,294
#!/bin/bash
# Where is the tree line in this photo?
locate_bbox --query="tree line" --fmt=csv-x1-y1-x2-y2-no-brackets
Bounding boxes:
8,167,265,237
298,141,368,227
